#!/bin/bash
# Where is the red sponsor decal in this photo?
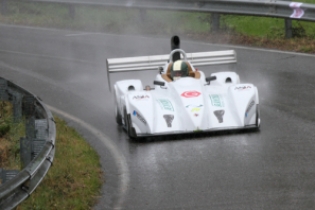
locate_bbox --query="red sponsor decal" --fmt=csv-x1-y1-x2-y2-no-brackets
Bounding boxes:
181,91,201,98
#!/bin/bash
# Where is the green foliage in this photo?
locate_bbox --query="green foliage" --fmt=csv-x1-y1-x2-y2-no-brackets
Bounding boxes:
0,102,12,138
292,22,307,38
0,124,10,137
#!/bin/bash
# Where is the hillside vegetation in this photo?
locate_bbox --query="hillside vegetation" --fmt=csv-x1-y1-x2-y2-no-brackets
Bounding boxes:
1,1,315,52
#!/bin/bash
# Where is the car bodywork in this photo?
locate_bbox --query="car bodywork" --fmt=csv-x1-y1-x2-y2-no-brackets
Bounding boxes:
107,39,260,139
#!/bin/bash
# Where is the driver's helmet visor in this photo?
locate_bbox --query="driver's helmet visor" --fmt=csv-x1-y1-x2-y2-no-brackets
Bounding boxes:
171,70,188,79
171,61,189,80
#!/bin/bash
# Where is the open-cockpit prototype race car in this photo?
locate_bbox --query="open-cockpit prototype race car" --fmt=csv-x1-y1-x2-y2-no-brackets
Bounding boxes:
107,36,260,139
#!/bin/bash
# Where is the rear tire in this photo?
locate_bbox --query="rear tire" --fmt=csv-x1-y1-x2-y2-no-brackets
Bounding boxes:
115,106,122,125
255,105,260,130
114,90,123,125
123,107,137,139
123,107,128,129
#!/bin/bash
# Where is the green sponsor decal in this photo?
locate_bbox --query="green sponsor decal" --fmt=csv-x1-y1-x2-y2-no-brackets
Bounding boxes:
209,94,225,107
157,99,174,111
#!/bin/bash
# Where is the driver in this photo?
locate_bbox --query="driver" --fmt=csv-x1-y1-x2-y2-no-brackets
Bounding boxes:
170,60,189,81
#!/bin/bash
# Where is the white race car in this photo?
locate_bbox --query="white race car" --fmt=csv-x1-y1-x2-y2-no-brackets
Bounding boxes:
107,36,260,139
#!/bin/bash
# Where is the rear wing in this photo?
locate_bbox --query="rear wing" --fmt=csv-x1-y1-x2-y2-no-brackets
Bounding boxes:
106,50,237,89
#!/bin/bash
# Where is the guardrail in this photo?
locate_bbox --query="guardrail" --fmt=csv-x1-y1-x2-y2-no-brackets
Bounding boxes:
4,0,314,38
0,77,56,210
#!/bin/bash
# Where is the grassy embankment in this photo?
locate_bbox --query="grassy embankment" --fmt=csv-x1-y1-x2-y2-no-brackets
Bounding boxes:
1,1,315,52
0,101,102,210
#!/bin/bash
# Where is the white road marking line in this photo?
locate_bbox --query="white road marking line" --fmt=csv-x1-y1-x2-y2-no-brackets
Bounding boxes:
0,49,93,64
46,105,130,210
66,32,105,36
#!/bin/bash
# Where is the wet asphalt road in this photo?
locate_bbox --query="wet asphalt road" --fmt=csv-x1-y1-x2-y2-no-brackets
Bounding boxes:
0,25,315,210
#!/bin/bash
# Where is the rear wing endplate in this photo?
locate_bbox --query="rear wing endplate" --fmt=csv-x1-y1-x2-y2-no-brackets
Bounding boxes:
106,50,237,89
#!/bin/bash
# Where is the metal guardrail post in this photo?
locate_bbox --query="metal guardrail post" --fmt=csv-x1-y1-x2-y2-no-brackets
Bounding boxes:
33,119,48,160
21,119,47,168
139,8,147,22
211,13,220,32
283,0,292,38
20,137,32,168
0,78,8,101
12,93,22,122
68,4,75,19
7,89,23,122
285,18,293,38
0,0,7,16
21,95,36,168
23,95,36,139
35,119,48,139
26,116,35,139
32,138,46,159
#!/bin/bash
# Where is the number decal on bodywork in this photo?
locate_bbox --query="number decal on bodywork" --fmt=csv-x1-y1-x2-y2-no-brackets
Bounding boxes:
133,110,147,124
163,114,174,127
214,110,225,123
157,99,174,111
245,101,255,117
209,94,224,107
